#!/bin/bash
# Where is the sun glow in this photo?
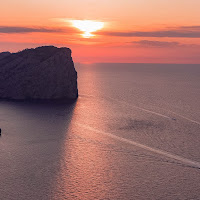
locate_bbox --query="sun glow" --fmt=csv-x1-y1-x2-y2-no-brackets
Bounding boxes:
70,20,104,38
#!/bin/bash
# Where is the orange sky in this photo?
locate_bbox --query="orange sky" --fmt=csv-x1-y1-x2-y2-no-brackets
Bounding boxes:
1,0,200,63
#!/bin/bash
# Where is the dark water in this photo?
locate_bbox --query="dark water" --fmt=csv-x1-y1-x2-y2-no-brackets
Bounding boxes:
0,63,200,200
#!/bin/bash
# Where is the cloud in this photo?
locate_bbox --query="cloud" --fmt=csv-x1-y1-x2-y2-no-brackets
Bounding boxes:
98,26,200,38
130,40,200,48
132,40,181,48
178,26,200,31
0,26,78,34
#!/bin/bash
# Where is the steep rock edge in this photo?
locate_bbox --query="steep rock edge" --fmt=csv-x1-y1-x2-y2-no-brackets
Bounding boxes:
0,46,78,101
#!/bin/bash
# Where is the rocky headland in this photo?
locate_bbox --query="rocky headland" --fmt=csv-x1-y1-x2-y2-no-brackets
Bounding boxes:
0,46,78,101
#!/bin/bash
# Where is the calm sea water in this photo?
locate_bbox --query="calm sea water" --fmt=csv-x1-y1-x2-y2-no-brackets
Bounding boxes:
0,63,200,200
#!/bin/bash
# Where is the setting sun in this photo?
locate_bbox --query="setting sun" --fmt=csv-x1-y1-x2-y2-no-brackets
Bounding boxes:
70,20,104,38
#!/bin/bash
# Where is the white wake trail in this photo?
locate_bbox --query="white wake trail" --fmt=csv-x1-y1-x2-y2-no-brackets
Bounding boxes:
162,109,200,126
106,96,173,120
77,123,200,169
80,94,172,120
80,94,200,125
110,97,200,125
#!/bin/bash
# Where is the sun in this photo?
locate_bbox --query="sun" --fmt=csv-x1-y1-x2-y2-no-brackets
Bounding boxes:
70,20,104,38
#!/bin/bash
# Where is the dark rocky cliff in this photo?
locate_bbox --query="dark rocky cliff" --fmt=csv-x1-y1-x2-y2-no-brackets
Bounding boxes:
0,46,78,100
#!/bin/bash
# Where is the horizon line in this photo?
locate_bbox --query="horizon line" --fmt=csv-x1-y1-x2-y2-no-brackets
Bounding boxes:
75,62,200,65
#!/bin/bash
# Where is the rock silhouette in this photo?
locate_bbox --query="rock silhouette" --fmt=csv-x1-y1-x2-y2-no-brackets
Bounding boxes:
0,52,11,60
0,46,78,100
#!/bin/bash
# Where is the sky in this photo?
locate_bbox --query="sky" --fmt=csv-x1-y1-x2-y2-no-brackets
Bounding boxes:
1,0,200,63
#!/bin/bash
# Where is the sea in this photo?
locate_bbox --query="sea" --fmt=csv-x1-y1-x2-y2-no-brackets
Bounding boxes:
0,63,200,200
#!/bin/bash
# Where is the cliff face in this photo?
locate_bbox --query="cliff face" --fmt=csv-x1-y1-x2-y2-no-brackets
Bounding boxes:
0,52,11,60
0,46,78,100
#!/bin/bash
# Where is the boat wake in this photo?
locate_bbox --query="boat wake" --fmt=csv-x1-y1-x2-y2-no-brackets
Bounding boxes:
77,123,200,170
